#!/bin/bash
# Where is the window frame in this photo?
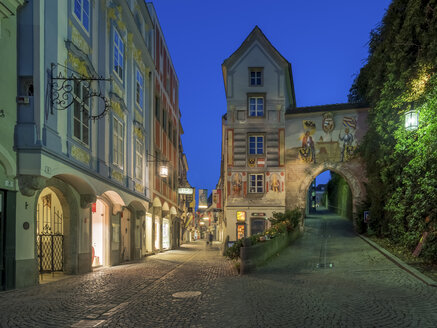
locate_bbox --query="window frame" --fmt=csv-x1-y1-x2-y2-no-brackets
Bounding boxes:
113,28,124,81
72,80,90,147
112,116,124,169
249,67,263,87
135,67,144,110
135,138,143,180
73,0,90,34
248,135,264,155
247,94,265,117
248,173,264,194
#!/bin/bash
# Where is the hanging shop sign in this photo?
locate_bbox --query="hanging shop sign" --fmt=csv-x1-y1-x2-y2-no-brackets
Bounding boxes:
178,187,194,195
198,189,208,208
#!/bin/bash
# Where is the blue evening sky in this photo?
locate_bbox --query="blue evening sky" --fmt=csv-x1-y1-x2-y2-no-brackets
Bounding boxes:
151,0,392,195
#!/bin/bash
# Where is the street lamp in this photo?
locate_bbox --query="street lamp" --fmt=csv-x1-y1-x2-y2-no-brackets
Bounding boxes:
404,104,419,131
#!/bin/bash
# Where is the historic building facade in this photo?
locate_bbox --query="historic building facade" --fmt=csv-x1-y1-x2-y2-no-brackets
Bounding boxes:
0,0,188,290
0,0,26,290
221,27,296,241
221,27,368,242
147,3,182,251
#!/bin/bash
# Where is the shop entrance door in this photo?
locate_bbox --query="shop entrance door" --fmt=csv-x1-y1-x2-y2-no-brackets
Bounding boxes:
146,215,153,253
92,200,107,267
36,190,64,273
0,191,5,290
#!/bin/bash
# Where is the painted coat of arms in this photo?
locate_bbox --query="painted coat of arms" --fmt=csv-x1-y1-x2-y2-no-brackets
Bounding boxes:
322,112,334,133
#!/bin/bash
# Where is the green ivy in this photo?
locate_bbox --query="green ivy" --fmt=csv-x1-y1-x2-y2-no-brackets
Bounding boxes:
349,0,437,262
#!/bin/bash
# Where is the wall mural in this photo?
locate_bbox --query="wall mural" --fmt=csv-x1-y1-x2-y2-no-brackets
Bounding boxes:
296,114,358,163
270,173,282,192
231,173,242,196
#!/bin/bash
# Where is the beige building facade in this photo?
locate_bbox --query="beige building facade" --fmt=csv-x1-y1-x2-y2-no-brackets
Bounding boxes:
221,27,369,242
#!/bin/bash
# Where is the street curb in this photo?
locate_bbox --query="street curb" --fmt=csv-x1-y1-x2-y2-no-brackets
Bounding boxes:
359,234,437,287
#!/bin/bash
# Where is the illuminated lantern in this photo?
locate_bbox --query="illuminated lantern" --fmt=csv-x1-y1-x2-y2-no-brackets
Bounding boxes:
405,108,419,131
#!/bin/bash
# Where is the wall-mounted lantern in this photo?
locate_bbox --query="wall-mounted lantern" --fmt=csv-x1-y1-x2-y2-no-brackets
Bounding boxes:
404,104,419,131
159,165,169,178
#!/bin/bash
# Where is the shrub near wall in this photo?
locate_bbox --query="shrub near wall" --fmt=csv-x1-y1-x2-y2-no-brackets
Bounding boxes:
239,229,302,274
225,208,303,274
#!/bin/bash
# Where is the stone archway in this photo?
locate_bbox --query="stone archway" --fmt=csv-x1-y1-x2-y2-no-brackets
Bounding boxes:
286,159,367,220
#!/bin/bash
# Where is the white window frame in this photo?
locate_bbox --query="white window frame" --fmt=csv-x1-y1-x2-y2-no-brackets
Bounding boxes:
248,96,264,117
248,135,264,155
249,174,264,193
72,80,90,146
112,117,124,169
113,29,124,81
135,68,144,110
73,0,90,33
135,139,143,180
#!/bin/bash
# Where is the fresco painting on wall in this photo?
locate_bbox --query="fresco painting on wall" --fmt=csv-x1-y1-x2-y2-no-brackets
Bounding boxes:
232,173,242,196
299,120,316,163
322,112,334,134
339,117,357,162
296,115,358,164
270,173,281,192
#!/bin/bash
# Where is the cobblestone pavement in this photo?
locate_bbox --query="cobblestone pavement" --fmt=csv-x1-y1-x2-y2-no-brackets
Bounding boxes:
1,212,436,327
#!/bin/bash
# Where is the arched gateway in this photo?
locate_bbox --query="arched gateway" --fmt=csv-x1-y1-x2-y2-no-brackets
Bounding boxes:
220,26,370,242
285,103,369,220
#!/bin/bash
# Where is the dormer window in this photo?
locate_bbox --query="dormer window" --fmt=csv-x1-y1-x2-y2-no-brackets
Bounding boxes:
249,67,263,86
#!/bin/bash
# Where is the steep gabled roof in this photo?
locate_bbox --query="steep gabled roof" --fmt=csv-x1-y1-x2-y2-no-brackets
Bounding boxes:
222,26,289,68
222,26,296,108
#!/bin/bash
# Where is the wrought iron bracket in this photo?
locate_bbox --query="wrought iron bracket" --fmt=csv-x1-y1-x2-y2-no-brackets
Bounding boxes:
49,62,113,120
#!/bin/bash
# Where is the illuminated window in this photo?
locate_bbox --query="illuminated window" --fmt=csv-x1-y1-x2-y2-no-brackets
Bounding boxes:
249,174,264,193
248,135,264,155
248,96,264,117
73,0,90,32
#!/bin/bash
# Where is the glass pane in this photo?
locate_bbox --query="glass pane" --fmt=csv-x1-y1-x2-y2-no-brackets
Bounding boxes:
74,100,80,119
83,125,89,144
74,0,81,19
83,13,89,31
74,119,80,139
83,0,90,14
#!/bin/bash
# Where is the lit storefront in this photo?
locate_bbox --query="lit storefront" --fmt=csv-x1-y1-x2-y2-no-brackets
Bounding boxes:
162,218,170,249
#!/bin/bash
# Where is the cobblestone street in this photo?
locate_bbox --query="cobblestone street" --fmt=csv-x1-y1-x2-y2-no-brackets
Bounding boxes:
1,213,436,328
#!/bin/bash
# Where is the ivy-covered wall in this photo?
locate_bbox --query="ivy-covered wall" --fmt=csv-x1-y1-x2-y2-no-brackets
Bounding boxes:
327,173,353,220
349,0,437,262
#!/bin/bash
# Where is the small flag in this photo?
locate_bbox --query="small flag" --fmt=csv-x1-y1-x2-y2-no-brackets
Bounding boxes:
257,158,265,167
343,117,357,129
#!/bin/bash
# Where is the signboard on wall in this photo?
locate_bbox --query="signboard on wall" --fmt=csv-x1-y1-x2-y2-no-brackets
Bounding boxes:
178,187,193,195
198,189,208,208
237,211,246,222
